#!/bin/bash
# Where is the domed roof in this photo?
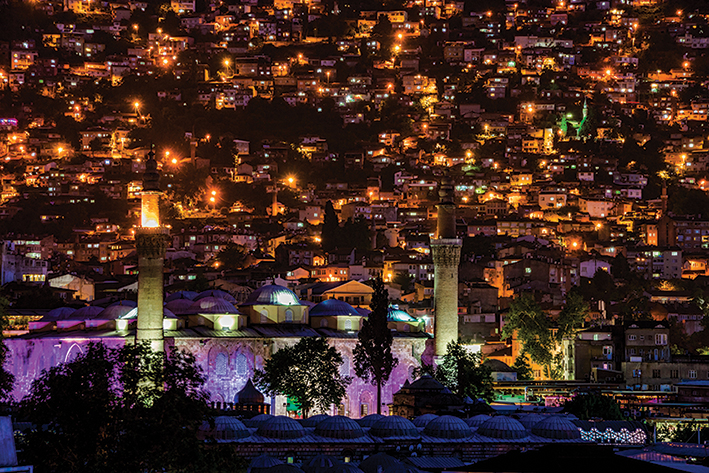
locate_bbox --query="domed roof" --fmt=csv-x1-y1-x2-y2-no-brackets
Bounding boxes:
234,379,265,405
300,414,330,428
465,414,492,428
201,416,250,440
269,465,304,473
97,301,136,320
518,414,546,430
70,305,105,320
408,376,446,392
248,454,283,473
243,413,273,428
166,290,199,302
359,453,401,473
196,289,237,303
531,416,581,440
370,415,419,439
164,298,194,315
242,284,300,306
327,464,364,473
315,416,366,439
412,413,439,428
42,307,76,321
382,464,422,473
303,455,342,473
386,307,417,322
120,307,176,320
188,296,241,314
310,299,360,317
424,415,472,439
257,415,306,439
357,414,385,428
477,416,528,440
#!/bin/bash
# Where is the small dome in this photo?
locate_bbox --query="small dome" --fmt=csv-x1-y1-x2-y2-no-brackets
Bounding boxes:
200,416,250,440
243,284,300,306
188,296,241,314
300,414,330,428
303,455,342,473
315,416,365,439
234,379,265,405
248,454,283,473
310,299,360,317
465,414,491,428
196,289,237,303
257,415,306,439
518,414,546,430
120,307,176,320
164,298,193,315
531,416,581,440
166,290,199,302
357,414,385,428
412,414,439,428
243,413,273,428
70,305,105,320
327,464,364,473
97,301,136,320
370,416,419,439
269,465,304,473
424,415,472,439
359,453,401,473
477,416,528,440
386,307,417,322
42,307,76,321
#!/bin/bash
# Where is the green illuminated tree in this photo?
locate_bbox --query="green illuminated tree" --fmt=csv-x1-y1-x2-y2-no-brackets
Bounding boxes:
353,278,398,414
564,393,623,420
254,337,351,418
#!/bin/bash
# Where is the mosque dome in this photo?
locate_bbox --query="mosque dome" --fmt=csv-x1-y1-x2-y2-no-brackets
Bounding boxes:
188,296,241,314
423,415,472,439
233,379,265,405
242,285,300,306
310,299,360,317
70,305,104,320
477,416,528,440
242,413,273,428
386,307,417,323
200,416,250,440
359,453,401,473
531,416,581,440
327,464,365,473
315,416,365,439
412,413,439,428
120,307,176,320
300,414,330,428
464,414,491,428
517,414,546,430
165,290,199,302
164,298,194,315
42,307,76,321
97,300,136,320
269,465,305,473
195,289,237,303
369,415,419,439
302,455,342,473
357,414,385,428
248,454,283,473
257,415,306,439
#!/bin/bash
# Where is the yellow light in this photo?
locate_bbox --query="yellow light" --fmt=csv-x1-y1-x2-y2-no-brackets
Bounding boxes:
288,177,294,184
57,147,63,153
605,69,612,76
224,59,230,66
171,158,177,164
132,24,138,31
210,197,215,203
211,190,217,196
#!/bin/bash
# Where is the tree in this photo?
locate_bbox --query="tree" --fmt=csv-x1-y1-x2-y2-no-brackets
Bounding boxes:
214,242,247,269
415,340,494,402
19,342,212,473
393,271,414,292
321,200,339,252
564,393,623,420
353,278,398,414
511,354,534,381
254,337,351,418
0,297,13,403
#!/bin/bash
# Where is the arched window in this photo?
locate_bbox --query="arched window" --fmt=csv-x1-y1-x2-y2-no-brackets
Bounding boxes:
215,352,228,376
65,343,83,363
235,353,248,377
285,309,294,323
340,355,350,377
320,319,328,328
344,319,352,330
260,309,268,324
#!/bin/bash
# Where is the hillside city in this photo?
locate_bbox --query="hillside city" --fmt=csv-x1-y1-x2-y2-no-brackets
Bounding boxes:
5,0,709,466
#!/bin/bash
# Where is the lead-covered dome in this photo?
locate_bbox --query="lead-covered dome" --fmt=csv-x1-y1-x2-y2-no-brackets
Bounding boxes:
370,415,419,439
327,464,364,473
357,414,385,428
257,415,306,439
188,296,241,314
413,413,439,428
248,454,283,473
119,307,175,320
242,284,300,306
200,416,250,440
359,453,401,473
315,416,365,439
424,415,472,439
42,306,76,321
70,305,104,320
166,290,198,302
386,307,417,322
310,299,360,317
303,455,342,473
300,414,330,428
465,414,491,428
477,416,528,439
97,300,136,320
518,413,546,430
164,298,194,315
234,379,265,405
531,416,581,440
243,413,273,428
196,289,237,303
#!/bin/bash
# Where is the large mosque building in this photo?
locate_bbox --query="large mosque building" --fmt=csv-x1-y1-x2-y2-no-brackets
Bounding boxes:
4,157,464,417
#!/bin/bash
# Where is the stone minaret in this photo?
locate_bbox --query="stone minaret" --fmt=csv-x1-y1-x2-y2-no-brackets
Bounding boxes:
136,150,166,352
431,176,462,358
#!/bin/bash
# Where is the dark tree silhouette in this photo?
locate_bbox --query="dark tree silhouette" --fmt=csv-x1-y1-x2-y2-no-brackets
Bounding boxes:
321,200,339,252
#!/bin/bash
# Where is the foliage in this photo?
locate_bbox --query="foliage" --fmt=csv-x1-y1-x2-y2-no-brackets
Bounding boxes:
353,278,398,414
393,271,414,292
321,200,339,252
214,242,248,269
656,421,709,443
564,393,623,420
415,340,494,402
19,342,215,473
511,354,534,381
254,337,351,417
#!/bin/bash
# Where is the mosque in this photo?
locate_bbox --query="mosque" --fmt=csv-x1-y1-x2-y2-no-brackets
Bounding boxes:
4,152,463,417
